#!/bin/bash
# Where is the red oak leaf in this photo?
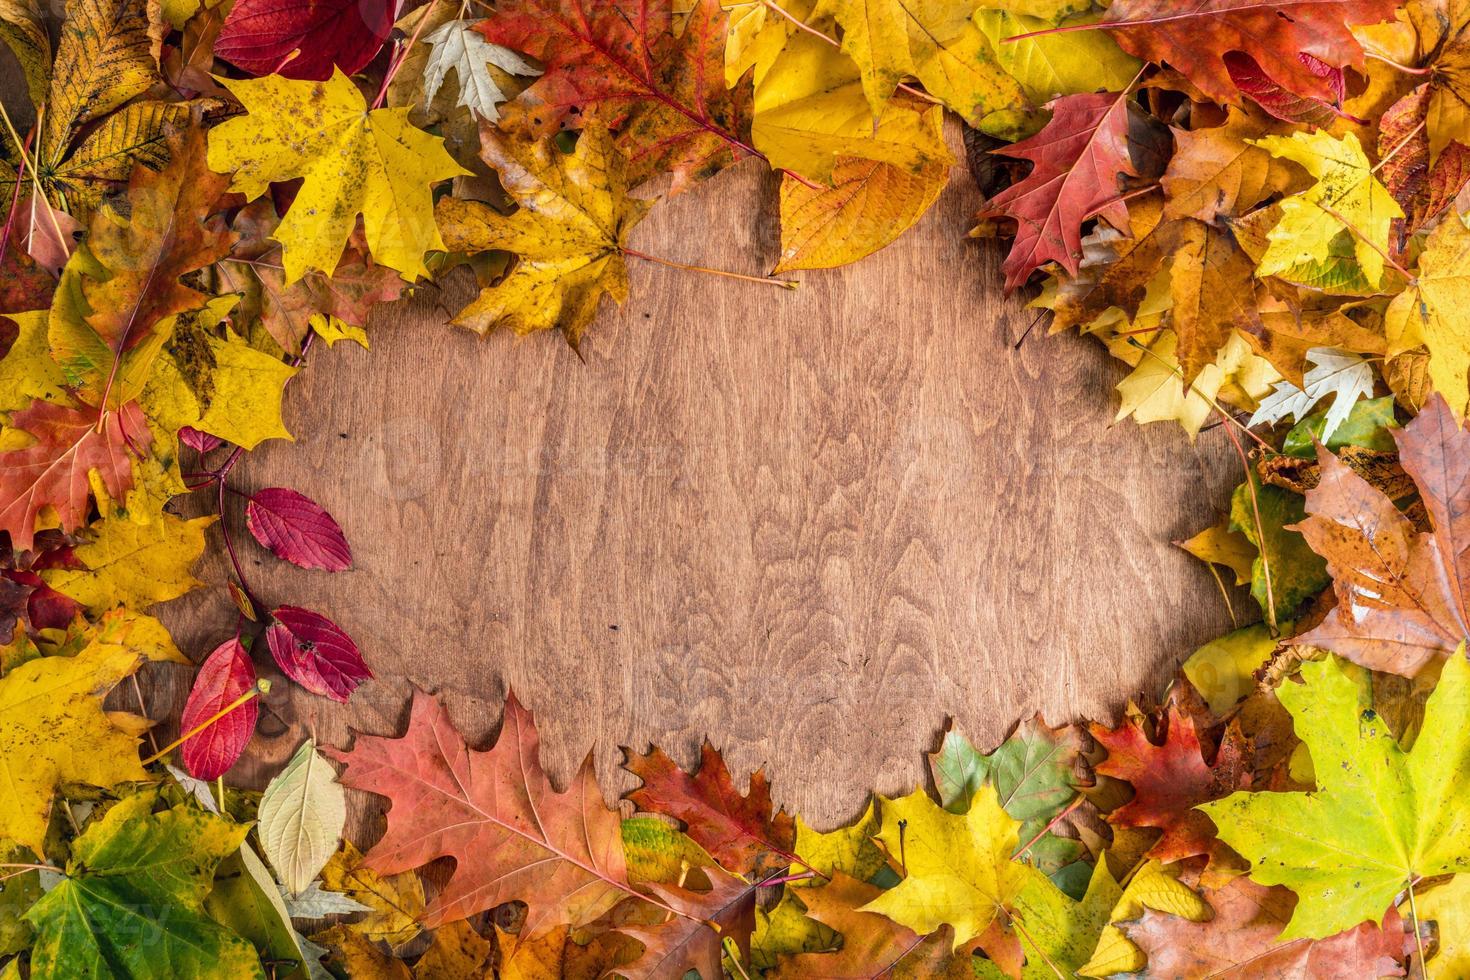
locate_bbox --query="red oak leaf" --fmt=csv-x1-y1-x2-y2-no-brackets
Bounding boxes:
622,741,796,878
1125,876,1414,977
265,605,370,701
328,690,642,932
214,0,399,81
982,90,1137,291
1091,699,1250,863
475,0,754,191
1100,0,1399,107
616,868,757,979
1224,52,1345,126
181,637,259,780
247,487,352,572
1379,84,1470,246
0,401,149,552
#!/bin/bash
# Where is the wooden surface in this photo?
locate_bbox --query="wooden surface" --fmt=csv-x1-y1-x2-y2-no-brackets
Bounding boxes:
154,135,1245,837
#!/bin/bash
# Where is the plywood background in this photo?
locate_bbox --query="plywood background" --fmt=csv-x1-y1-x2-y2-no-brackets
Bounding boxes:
153,136,1245,838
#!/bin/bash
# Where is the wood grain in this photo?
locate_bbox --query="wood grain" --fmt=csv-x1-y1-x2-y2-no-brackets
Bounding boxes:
152,133,1246,840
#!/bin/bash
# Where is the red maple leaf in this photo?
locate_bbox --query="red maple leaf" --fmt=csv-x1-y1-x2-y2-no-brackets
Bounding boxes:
475,0,756,191
982,90,1138,291
622,741,796,878
0,401,149,552
1091,700,1251,863
214,0,397,81
1100,0,1399,107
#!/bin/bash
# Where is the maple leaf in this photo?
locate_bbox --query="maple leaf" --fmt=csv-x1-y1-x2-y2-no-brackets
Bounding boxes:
1160,108,1304,224
1249,347,1376,440
1098,0,1398,108
1379,84,1470,242
1293,396,1470,676
1076,858,1211,976
317,841,425,949
622,740,796,878
616,867,758,979
774,155,947,272
1414,874,1470,977
246,487,352,572
421,19,539,124
214,0,397,81
329,689,653,932
1386,213,1470,419
180,636,259,780
1091,698,1250,864
1250,130,1402,290
0,400,149,552
1429,34,1470,163
434,125,653,343
477,0,756,191
1201,652,1470,940
206,70,468,283
1125,875,1414,977
982,89,1138,291
0,640,153,854
41,510,211,614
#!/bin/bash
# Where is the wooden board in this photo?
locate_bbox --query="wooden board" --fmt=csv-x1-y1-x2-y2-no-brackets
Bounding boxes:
154,138,1245,838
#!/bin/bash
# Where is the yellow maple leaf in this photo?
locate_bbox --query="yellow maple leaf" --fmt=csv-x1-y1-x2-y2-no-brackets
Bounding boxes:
1115,331,1279,439
1077,858,1210,977
0,311,66,414
861,786,1047,955
1249,131,1403,289
41,511,211,614
0,640,152,854
206,69,469,284
1386,214,1470,418
434,125,653,343
1411,874,1470,977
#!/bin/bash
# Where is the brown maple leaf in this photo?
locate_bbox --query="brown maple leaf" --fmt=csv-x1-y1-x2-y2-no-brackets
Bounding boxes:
1100,0,1399,108
1124,876,1414,978
983,89,1139,291
622,741,796,879
1091,694,1251,863
0,401,149,552
475,0,754,192
1293,395,1470,677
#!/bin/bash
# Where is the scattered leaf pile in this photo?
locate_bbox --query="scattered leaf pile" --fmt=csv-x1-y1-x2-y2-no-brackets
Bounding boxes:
0,0,1468,976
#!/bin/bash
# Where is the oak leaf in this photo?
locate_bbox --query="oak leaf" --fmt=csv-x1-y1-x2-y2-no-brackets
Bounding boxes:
434,125,653,343
207,70,468,283
214,0,396,81
1294,396,1470,675
421,19,538,124
1200,652,1470,939
1160,108,1303,223
1126,865,1414,976
622,740,796,879
1250,347,1376,441
1099,0,1398,108
982,89,1137,291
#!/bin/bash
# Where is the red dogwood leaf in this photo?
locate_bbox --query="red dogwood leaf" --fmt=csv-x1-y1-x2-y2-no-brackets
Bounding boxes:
1091,700,1251,863
266,605,370,701
0,401,149,552
1100,0,1399,107
982,90,1137,291
246,487,352,572
179,426,223,454
181,637,259,780
622,740,796,878
214,0,399,81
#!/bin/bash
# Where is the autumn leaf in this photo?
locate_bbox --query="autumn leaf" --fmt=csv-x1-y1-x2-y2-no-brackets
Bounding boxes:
214,0,396,80
258,738,346,895
1428,34,1470,163
179,636,258,780
246,487,352,571
265,605,370,701
1250,130,1402,289
1293,396,1470,676
1378,84,1470,242
622,740,796,879
1249,347,1375,440
1201,652,1470,940
1386,213,1470,418
434,125,652,343
206,69,468,282
0,0,47,107
317,841,425,949
0,640,153,854
1098,0,1398,108
477,0,755,191
1091,698,1250,864
421,19,539,124
1413,874,1470,977
615,867,757,979
41,510,211,614
982,89,1137,291
1076,858,1210,977
1230,470,1330,623
774,156,947,272
1159,109,1301,223
26,792,262,978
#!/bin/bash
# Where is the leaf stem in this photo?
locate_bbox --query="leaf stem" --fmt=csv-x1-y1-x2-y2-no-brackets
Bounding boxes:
1407,875,1430,979
623,247,798,289
757,0,939,105
1366,52,1431,75
141,681,270,767
1372,118,1425,176
1010,793,1084,860
374,0,445,109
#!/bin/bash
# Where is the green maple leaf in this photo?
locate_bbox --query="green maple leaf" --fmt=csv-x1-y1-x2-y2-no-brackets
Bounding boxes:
25,792,264,979
1201,652,1470,940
